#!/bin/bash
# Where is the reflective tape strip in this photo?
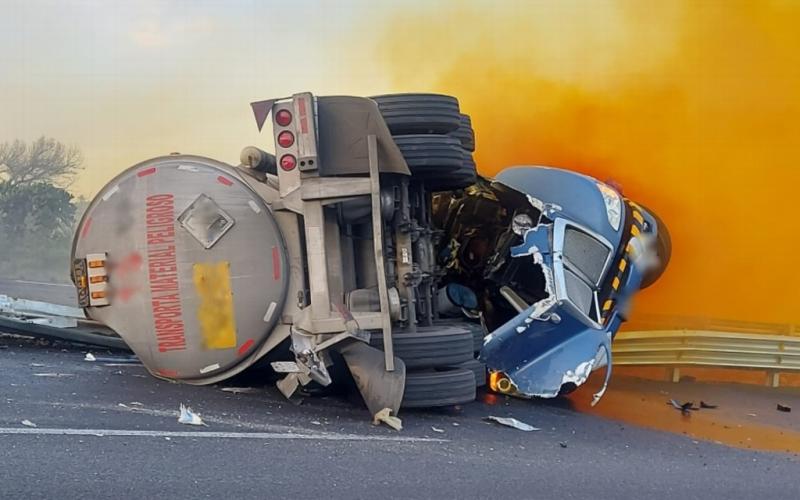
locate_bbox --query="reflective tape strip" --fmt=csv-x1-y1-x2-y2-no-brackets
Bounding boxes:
630,225,641,237
263,301,277,323
200,363,220,374
632,210,644,225
101,185,120,201
612,277,620,290
619,259,627,272
248,200,261,214
237,339,255,356
177,164,199,172
603,299,614,311
137,167,156,177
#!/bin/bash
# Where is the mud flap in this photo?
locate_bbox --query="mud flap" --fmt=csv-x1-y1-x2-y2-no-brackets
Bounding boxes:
338,341,406,416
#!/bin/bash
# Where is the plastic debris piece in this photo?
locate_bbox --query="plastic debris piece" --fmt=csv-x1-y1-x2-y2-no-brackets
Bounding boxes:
178,404,207,426
310,420,322,426
33,373,74,377
777,404,792,413
700,401,718,409
220,387,258,394
559,442,568,448
21,420,36,428
129,402,144,406
30,363,45,367
372,407,402,431
431,426,445,433
84,353,96,362
485,416,540,431
667,399,698,415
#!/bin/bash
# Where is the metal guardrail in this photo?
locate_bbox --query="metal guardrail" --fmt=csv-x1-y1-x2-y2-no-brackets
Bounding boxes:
613,330,800,387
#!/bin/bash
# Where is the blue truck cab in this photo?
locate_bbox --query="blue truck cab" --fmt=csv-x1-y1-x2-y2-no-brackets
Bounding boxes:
435,166,670,402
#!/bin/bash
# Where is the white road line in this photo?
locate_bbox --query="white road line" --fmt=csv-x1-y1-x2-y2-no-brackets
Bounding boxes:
10,280,72,287
0,427,446,442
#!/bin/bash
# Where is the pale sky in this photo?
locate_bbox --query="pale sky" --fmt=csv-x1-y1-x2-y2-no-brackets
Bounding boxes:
0,0,433,195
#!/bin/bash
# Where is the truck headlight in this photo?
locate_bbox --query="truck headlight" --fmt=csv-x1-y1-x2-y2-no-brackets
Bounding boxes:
596,182,621,231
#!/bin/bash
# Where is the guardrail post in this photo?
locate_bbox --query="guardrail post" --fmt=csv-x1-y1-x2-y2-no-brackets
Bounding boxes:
766,370,780,388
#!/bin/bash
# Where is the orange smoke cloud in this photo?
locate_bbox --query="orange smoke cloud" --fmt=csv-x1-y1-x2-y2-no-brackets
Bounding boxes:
377,0,800,327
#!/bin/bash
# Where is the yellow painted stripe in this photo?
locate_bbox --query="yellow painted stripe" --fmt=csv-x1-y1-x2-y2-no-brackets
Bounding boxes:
619,258,627,272
630,225,641,237
632,210,644,225
603,299,614,311
193,261,237,350
612,277,620,290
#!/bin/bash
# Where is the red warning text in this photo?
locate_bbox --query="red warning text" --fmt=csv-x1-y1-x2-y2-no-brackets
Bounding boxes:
145,194,186,352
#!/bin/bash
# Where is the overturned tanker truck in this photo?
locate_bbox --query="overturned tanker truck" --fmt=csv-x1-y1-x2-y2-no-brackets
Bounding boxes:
71,92,670,416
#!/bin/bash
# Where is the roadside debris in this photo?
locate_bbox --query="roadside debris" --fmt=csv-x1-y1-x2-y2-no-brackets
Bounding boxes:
33,372,74,378
559,441,568,448
485,416,540,431
372,408,402,431
178,404,207,426
700,401,718,409
777,404,792,413
220,387,259,394
84,353,96,362
668,399,699,416
431,426,445,433
21,419,36,428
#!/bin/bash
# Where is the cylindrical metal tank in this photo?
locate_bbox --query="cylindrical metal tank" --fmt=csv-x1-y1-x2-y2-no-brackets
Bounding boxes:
72,155,289,383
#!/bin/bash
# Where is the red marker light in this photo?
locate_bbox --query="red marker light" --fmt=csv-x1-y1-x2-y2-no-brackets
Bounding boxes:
277,131,295,148
280,154,297,171
275,109,292,127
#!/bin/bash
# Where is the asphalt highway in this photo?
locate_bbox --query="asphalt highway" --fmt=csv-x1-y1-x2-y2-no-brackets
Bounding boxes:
1,280,799,499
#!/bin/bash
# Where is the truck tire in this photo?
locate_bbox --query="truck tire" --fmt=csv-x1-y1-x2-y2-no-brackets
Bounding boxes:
427,151,478,192
449,114,475,152
393,135,464,176
462,320,487,353
372,93,461,135
446,358,486,388
369,325,474,370
401,368,477,408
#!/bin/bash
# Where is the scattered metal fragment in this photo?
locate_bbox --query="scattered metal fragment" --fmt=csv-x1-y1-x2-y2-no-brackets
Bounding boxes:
559,441,568,448
431,426,445,433
178,404,207,426
220,387,258,394
700,401,718,409
33,373,74,378
372,408,402,431
30,363,45,367
84,353,96,362
777,404,792,413
485,416,540,431
21,420,37,428
667,399,699,416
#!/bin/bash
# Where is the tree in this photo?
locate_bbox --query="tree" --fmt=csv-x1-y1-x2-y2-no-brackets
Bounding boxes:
0,182,77,241
0,136,83,187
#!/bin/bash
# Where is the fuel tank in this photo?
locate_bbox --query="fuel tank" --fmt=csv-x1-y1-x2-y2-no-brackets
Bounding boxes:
71,155,290,383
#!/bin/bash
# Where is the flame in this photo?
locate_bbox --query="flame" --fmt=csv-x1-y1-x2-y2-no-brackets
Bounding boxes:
377,0,800,328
